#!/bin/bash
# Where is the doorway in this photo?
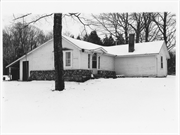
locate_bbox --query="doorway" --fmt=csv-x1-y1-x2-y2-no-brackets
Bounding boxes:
23,61,29,81
92,53,97,74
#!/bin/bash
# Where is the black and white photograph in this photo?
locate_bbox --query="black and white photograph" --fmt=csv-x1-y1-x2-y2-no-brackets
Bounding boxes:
1,1,179,135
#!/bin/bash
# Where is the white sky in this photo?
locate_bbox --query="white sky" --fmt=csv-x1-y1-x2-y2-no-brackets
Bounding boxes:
2,13,89,37
1,1,179,37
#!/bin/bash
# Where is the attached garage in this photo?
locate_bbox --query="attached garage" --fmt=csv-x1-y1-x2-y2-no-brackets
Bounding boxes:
115,55,157,77
104,34,170,77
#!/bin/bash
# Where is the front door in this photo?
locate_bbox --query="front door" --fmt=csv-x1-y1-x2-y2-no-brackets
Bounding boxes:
92,53,97,74
11,68,19,80
23,61,29,81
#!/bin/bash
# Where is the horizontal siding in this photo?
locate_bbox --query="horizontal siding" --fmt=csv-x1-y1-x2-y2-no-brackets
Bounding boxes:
115,55,156,76
80,52,115,71
100,55,115,71
20,38,80,80
157,44,168,77
20,40,54,80
62,38,80,69
80,52,89,69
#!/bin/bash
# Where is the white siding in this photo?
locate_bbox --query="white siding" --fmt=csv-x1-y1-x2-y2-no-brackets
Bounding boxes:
156,45,168,77
99,54,115,71
80,52,115,71
20,38,81,80
62,38,80,69
80,52,89,69
20,40,54,80
115,55,157,77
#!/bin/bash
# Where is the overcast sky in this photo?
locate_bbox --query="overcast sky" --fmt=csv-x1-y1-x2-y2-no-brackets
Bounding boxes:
2,13,90,37
1,1,179,38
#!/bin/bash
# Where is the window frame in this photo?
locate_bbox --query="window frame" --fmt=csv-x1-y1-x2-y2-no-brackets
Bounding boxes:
88,54,90,69
98,56,100,69
92,53,97,69
161,56,163,69
64,50,72,68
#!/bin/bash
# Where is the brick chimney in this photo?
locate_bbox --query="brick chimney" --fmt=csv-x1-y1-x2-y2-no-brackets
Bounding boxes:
129,34,135,52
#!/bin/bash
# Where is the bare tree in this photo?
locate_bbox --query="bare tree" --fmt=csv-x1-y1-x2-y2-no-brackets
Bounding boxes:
89,13,128,44
11,13,90,91
53,13,64,90
3,28,16,64
12,13,65,90
142,12,153,42
128,13,145,43
116,13,129,44
153,12,176,50
3,22,50,63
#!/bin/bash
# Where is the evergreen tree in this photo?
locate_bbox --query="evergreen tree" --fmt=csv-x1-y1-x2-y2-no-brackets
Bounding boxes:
83,33,89,42
87,30,102,45
77,35,81,40
115,34,125,45
70,35,74,38
102,35,115,46
102,35,109,46
109,35,115,45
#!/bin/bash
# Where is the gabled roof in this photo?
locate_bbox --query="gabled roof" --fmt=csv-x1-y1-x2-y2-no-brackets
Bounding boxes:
103,41,164,56
63,36,107,53
6,39,53,68
64,36,165,56
6,35,166,68
63,36,103,50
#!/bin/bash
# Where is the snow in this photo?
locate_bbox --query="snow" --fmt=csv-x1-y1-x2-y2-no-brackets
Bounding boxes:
63,36,164,56
63,35,103,50
103,41,164,56
1,76,178,134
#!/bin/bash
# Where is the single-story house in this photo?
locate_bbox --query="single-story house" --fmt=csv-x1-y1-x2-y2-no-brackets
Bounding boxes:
6,34,170,81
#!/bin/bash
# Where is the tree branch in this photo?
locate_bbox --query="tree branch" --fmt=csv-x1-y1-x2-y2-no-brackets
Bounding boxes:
25,14,53,26
13,13,32,21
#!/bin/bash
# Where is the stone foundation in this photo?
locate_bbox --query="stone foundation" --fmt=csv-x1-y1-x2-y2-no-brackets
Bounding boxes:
97,70,116,78
29,70,55,80
63,69,92,82
29,69,116,82
29,69,92,82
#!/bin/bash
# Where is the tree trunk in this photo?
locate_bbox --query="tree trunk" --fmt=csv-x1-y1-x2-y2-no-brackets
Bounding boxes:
163,12,168,45
145,26,149,42
53,13,64,90
125,13,129,44
136,30,140,43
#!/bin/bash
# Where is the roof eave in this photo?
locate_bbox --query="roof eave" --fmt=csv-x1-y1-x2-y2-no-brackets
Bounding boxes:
91,47,108,53
62,36,82,50
6,39,53,68
158,41,170,59
115,53,159,57
6,56,24,68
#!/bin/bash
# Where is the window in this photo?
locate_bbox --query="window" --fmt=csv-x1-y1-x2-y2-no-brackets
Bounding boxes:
88,54,90,68
98,56,100,69
161,56,163,68
65,51,71,67
92,53,97,69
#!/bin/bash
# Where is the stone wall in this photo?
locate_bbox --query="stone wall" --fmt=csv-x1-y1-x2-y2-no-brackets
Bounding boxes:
29,69,92,82
29,69,116,82
29,70,55,80
63,69,92,82
97,70,116,78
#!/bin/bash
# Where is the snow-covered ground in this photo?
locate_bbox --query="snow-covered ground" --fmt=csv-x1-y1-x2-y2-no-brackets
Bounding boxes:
1,76,178,134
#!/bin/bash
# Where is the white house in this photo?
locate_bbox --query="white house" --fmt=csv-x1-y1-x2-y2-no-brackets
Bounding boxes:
6,34,170,81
